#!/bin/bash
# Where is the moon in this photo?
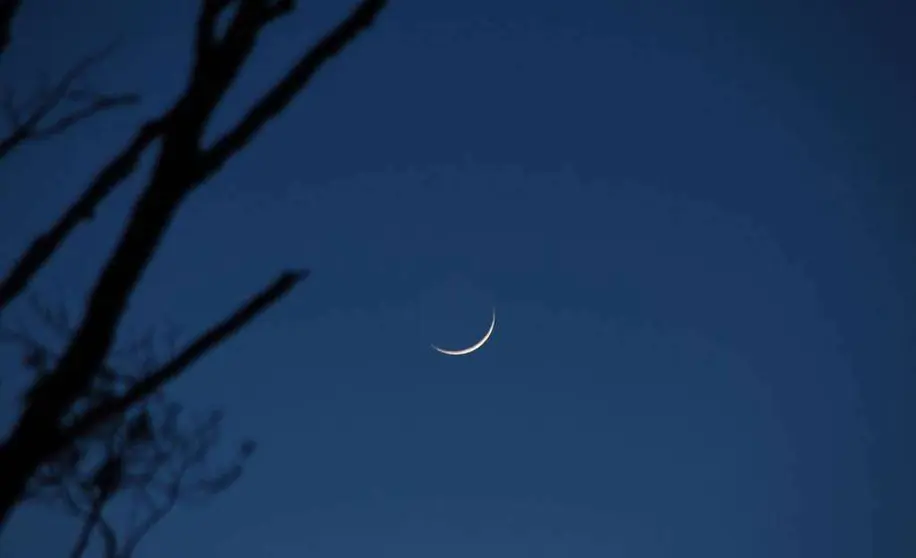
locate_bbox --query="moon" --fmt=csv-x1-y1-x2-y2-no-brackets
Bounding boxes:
432,308,496,356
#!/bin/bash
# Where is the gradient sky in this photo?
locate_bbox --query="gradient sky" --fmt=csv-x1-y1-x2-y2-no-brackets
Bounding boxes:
1,0,914,557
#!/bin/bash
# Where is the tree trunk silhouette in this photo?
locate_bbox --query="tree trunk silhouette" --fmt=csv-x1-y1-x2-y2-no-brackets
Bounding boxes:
0,0,22,58
0,0,388,537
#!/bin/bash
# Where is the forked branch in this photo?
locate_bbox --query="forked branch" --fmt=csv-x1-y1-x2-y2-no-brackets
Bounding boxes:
0,0,386,532
62,270,308,444
0,42,140,161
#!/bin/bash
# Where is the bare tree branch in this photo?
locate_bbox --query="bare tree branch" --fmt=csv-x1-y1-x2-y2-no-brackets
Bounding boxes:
200,0,385,178
195,0,238,58
0,0,22,59
0,92,139,160
64,269,307,442
68,471,116,558
0,42,141,161
5,306,256,558
0,0,387,534
31,93,139,139
55,405,250,558
0,117,165,313
96,512,119,558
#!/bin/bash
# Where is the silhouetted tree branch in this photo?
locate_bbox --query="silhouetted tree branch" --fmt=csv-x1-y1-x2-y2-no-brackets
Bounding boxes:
199,0,385,177
0,42,140,161
0,118,165,313
0,0,384,315
0,0,22,59
0,0,388,538
2,304,256,558
63,270,306,443
55,405,254,558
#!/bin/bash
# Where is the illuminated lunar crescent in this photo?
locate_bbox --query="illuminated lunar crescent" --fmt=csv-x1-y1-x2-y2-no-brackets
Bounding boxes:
432,308,496,356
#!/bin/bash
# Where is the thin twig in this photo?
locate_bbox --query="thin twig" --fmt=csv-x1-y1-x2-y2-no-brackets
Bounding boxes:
0,42,140,161
63,270,307,443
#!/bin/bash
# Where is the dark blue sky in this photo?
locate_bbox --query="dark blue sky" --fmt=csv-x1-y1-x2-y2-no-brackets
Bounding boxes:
1,0,914,557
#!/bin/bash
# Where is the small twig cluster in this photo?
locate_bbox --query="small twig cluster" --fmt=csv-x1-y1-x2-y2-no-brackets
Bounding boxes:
0,41,140,161
2,298,255,558
0,0,388,549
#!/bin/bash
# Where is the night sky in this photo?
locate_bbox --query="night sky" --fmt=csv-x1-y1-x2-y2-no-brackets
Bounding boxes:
1,0,914,557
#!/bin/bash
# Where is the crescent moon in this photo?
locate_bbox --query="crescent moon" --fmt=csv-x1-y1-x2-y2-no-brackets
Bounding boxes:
432,308,496,356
